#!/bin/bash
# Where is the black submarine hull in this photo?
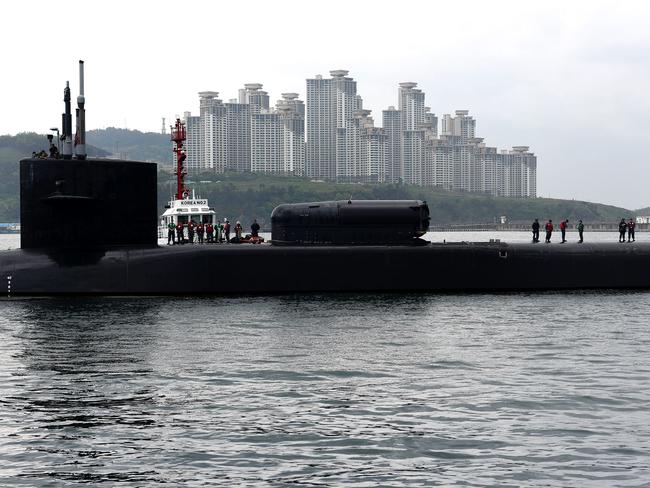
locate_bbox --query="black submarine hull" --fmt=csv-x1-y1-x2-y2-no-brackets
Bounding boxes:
2,241,650,295
11,158,650,296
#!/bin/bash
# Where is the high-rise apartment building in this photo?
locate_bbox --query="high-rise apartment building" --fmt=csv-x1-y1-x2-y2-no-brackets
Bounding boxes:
427,138,453,189
383,106,402,184
250,93,305,175
251,111,282,173
362,124,387,183
306,75,332,179
279,92,305,117
239,83,270,114
306,70,362,181
182,72,536,199
277,94,305,175
183,110,201,173
336,109,385,183
380,81,536,197
187,85,304,176
397,82,427,185
424,109,438,138
498,146,537,198
441,110,476,142
398,82,426,131
421,118,439,187
225,101,251,172
402,130,424,186
198,91,226,173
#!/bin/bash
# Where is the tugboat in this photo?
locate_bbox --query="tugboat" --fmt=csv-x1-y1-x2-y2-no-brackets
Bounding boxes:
159,119,215,239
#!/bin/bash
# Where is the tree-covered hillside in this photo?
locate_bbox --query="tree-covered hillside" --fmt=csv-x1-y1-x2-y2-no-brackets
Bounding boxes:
158,170,632,230
87,127,171,164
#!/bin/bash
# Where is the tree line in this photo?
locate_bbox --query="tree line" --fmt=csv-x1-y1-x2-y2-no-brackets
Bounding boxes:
158,170,632,231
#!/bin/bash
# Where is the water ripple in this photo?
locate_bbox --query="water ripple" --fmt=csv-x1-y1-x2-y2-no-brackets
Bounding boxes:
1,292,650,486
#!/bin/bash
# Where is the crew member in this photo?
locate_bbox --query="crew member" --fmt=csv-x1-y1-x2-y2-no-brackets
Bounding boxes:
545,219,554,243
49,143,60,159
577,219,584,243
235,221,243,240
206,222,214,243
619,218,627,243
224,219,231,243
188,220,196,244
215,221,223,243
251,219,260,238
560,219,568,243
197,222,205,244
176,221,184,244
628,218,636,242
531,219,540,243
167,219,176,245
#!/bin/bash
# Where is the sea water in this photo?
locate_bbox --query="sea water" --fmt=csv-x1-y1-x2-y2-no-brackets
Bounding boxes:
1,233,649,486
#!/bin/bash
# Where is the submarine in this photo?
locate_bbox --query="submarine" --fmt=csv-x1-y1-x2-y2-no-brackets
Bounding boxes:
2,62,650,296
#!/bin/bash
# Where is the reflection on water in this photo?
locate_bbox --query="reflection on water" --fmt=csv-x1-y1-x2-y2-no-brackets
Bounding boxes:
1,293,650,486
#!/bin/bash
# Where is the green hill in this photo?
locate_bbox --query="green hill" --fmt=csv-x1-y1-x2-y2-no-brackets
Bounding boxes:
159,170,633,230
87,127,171,164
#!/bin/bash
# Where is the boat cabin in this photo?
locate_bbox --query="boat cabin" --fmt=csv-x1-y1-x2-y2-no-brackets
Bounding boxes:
161,198,216,228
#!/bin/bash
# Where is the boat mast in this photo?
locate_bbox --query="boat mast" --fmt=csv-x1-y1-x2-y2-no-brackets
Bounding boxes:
171,118,187,200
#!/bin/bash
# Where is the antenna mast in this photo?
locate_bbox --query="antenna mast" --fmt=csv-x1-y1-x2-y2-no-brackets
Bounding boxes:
75,60,86,159
171,118,187,200
62,81,73,159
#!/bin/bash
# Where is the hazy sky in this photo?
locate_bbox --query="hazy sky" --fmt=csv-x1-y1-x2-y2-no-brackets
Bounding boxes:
4,0,650,208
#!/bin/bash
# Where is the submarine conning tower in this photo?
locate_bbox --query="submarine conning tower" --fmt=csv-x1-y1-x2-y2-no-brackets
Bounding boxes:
20,60,158,250
271,200,430,245
20,158,158,250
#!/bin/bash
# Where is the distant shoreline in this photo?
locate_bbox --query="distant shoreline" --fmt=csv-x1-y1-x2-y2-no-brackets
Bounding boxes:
430,223,648,232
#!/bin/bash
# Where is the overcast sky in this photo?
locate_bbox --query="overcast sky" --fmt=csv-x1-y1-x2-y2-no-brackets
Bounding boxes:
4,0,650,208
